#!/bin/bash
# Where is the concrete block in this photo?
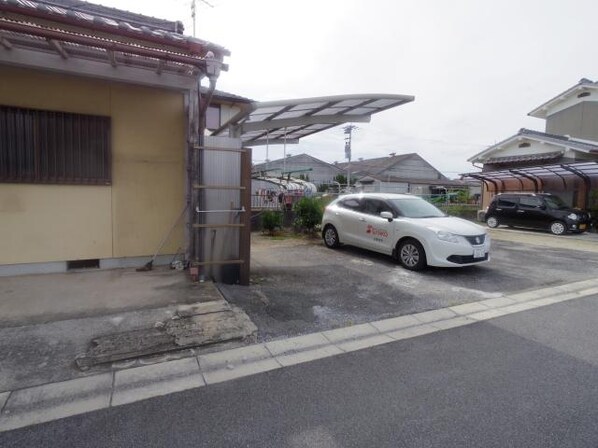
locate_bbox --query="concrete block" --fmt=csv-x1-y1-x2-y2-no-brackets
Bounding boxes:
322,323,380,343
449,302,489,315
386,324,439,341
478,297,516,308
370,315,420,333
273,345,344,367
265,333,331,357
266,333,343,367
468,308,511,321
0,373,112,432
500,302,545,314
201,358,281,384
527,297,560,308
413,308,457,324
199,344,281,385
430,316,476,330
333,334,395,353
508,290,548,303
112,358,204,407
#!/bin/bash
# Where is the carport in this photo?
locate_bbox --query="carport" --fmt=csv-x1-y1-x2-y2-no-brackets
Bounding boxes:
461,161,598,208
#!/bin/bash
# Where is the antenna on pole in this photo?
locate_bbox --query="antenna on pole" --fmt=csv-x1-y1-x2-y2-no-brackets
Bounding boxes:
191,0,215,37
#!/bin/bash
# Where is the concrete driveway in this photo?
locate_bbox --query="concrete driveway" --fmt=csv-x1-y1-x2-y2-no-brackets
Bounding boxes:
219,228,598,340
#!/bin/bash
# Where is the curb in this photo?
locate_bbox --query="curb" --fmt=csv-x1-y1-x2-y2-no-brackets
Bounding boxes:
2,278,598,433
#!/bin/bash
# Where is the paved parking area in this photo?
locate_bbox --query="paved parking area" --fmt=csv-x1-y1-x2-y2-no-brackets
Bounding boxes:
219,229,598,340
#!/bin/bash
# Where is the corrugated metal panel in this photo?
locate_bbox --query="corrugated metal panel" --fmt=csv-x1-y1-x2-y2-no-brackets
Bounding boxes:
199,136,243,283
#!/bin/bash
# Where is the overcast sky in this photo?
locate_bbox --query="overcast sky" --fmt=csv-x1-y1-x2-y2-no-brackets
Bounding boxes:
98,0,597,178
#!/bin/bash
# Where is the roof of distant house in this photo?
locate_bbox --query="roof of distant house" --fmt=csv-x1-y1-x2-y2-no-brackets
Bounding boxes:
468,128,598,163
528,78,598,119
337,153,414,174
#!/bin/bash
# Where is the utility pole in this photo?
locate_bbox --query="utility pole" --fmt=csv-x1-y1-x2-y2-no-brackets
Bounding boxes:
343,124,357,189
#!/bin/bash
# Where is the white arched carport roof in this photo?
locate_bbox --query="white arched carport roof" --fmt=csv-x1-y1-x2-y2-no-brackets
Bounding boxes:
212,93,414,146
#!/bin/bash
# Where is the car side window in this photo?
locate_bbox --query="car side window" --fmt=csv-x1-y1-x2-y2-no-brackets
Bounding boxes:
363,199,393,216
519,196,543,209
339,198,362,211
497,196,518,208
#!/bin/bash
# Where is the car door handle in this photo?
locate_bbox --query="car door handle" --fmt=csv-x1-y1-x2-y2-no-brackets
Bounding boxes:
517,210,525,213
359,218,366,221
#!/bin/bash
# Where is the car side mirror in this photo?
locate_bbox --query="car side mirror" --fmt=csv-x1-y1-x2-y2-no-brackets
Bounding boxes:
540,204,546,210
380,211,393,222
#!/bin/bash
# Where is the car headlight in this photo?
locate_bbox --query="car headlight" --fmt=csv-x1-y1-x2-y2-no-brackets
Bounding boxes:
436,231,461,243
567,213,579,220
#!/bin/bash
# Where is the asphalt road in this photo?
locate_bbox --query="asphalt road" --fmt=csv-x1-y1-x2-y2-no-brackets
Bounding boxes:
221,234,598,340
3,294,598,448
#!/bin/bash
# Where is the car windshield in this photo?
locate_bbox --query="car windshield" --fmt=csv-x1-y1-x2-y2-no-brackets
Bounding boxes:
388,198,446,218
543,195,569,210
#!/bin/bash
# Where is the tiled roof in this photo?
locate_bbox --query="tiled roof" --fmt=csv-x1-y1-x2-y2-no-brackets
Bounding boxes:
0,0,229,57
468,128,598,163
337,153,415,175
43,0,184,33
484,151,564,165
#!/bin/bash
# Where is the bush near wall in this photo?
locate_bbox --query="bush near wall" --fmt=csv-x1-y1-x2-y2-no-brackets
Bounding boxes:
293,197,324,233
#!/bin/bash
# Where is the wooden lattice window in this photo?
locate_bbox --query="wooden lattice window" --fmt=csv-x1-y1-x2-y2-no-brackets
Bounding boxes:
0,105,111,185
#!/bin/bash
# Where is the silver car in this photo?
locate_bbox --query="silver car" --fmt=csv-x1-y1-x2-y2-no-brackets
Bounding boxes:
321,193,491,270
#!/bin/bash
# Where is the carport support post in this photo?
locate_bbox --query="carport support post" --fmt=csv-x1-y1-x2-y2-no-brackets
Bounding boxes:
239,147,252,286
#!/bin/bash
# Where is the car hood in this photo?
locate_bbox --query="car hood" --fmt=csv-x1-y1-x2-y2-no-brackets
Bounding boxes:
409,216,486,235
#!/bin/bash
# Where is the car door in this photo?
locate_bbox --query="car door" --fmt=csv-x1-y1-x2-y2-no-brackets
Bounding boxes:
334,197,364,245
495,196,519,226
360,198,395,254
515,196,546,229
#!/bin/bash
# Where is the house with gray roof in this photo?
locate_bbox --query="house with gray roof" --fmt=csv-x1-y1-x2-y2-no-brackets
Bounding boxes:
465,79,598,209
337,153,470,195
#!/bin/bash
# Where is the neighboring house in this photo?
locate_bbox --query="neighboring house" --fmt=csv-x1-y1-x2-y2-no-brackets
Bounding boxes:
252,153,343,186
0,0,248,280
465,78,598,209
337,153,471,195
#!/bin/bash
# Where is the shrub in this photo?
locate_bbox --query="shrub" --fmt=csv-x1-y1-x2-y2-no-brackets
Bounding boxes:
293,197,324,232
261,210,282,235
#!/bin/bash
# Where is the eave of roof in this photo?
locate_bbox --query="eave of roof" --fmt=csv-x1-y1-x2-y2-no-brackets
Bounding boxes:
0,0,229,59
468,129,598,163
528,78,597,119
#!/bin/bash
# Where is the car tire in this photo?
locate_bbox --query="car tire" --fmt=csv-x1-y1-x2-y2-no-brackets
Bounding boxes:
486,216,499,228
549,221,566,235
323,225,340,248
397,238,427,271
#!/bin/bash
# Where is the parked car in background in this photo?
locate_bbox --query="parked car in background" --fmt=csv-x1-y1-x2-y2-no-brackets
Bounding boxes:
485,193,591,235
321,193,490,271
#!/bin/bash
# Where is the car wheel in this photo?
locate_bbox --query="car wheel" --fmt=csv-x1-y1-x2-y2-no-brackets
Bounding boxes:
397,239,427,271
549,221,566,235
323,225,340,248
486,216,499,228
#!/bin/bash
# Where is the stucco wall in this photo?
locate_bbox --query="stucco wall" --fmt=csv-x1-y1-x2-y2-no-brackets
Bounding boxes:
546,102,598,141
0,67,185,265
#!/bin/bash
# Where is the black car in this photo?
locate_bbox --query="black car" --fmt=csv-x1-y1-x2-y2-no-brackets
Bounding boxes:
485,193,591,235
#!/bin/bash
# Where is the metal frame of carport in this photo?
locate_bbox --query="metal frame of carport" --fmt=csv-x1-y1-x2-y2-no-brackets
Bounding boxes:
461,161,598,208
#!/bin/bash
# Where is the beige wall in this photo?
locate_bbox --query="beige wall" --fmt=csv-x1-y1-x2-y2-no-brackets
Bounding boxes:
0,67,186,265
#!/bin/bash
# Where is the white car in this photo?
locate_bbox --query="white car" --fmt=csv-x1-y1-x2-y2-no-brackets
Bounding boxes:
321,193,491,270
